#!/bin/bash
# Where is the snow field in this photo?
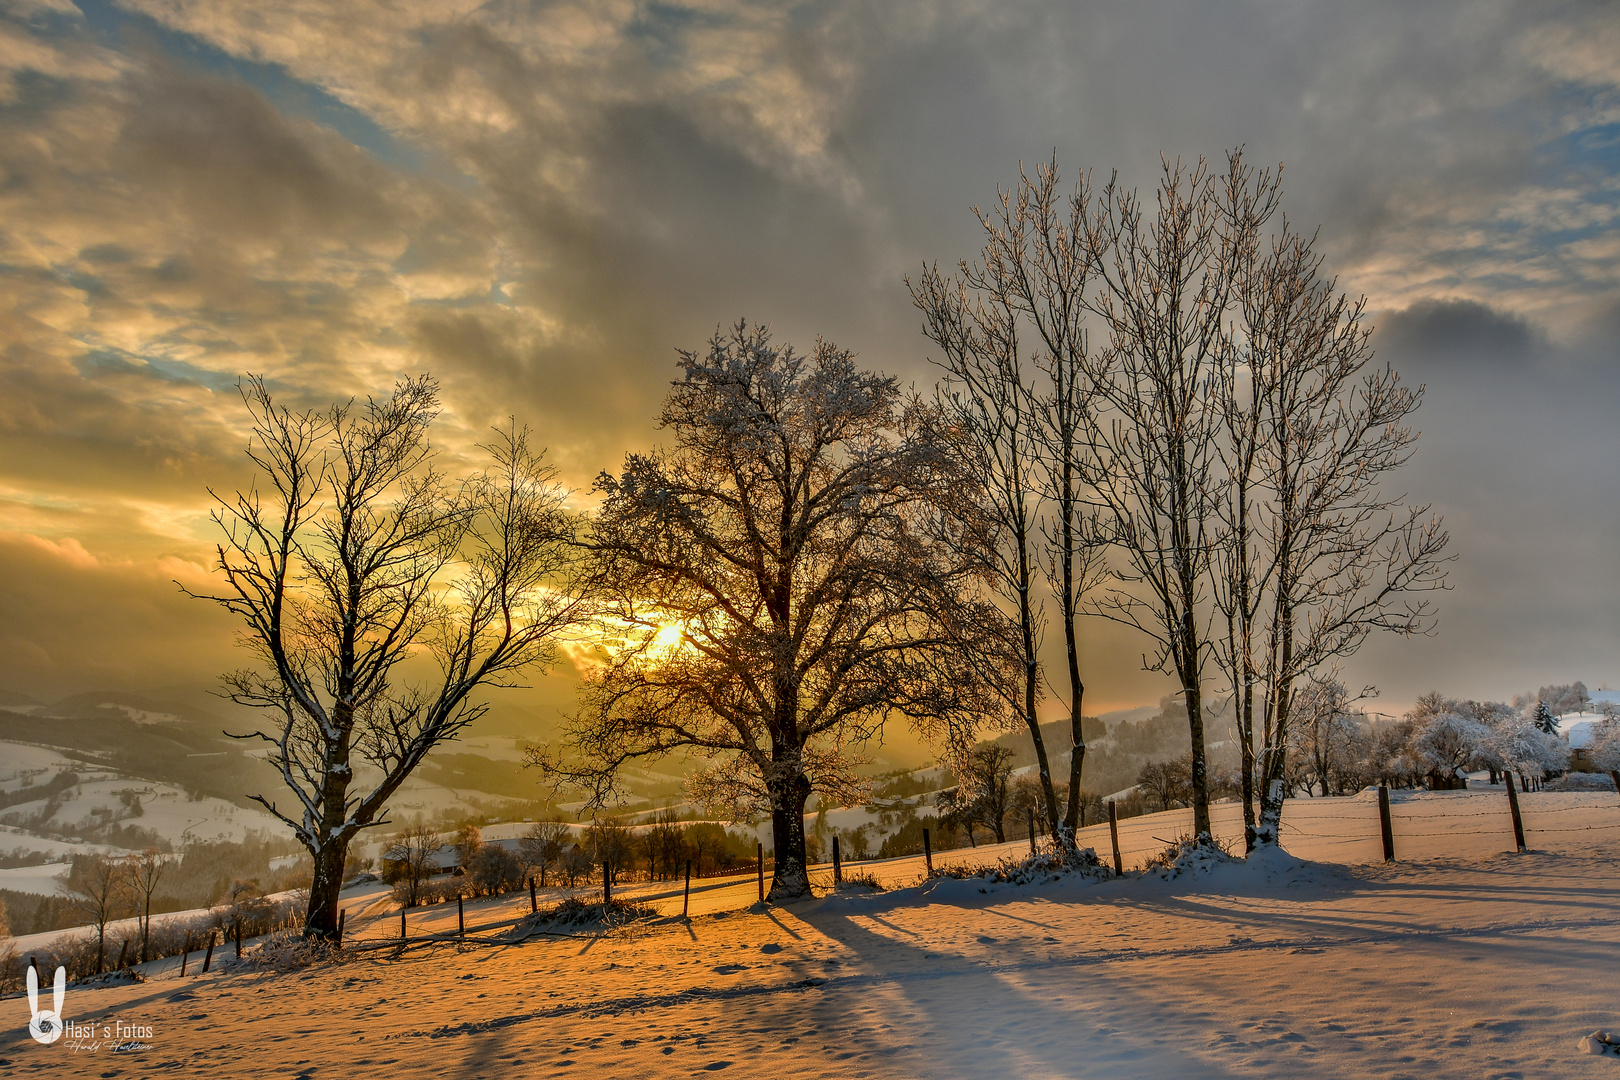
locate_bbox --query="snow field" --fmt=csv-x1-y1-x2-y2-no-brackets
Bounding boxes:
8,843,1619,1079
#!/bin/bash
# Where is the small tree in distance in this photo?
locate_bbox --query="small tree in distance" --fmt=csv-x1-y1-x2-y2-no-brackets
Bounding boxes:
66,854,129,974
519,821,571,888
128,848,167,963
386,824,442,907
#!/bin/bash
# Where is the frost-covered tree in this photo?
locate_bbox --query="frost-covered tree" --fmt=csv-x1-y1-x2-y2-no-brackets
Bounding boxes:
1487,713,1568,784
1588,719,1620,784
195,375,594,939
1530,701,1558,735
1292,679,1374,797
1408,702,1490,790
545,323,992,901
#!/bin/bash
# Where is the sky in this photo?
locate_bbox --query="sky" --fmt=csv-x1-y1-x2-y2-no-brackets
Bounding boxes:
0,0,1616,728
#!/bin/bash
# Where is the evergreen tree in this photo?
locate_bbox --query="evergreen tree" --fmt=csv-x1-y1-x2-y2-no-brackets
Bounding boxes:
1531,700,1558,735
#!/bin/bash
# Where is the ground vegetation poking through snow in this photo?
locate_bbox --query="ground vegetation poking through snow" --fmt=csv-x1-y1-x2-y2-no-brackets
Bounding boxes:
1140,833,1239,879
520,896,659,929
243,929,349,972
929,843,1114,886
835,871,886,892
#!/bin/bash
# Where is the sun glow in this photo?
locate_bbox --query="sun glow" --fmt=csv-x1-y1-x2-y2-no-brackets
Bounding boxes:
648,621,688,656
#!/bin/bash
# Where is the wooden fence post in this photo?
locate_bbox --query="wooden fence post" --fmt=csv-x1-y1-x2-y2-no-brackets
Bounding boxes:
201,931,216,973
756,843,765,904
683,859,692,918
1505,771,1527,852
1106,800,1123,875
179,935,190,977
457,893,466,936
1027,808,1037,854
117,939,128,971
400,908,407,940
1610,770,1620,796
529,876,537,913
336,909,346,945
1378,783,1396,862
602,862,612,906
922,828,933,876
832,836,842,886
234,919,242,960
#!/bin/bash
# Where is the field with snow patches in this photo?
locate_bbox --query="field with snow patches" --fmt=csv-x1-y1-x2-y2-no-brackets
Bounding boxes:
5,789,1619,1079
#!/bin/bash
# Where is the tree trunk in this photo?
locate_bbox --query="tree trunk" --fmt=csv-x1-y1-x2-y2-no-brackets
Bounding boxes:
304,836,351,939
766,767,812,902
1254,776,1285,846
1061,627,1087,839
1180,641,1212,838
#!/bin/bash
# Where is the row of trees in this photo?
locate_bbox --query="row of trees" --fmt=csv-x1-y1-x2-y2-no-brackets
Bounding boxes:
382,816,763,907
911,151,1450,852
202,147,1451,931
1275,686,1577,795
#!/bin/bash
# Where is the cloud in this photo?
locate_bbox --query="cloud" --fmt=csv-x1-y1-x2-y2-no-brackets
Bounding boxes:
0,0,1615,712
1375,299,1540,369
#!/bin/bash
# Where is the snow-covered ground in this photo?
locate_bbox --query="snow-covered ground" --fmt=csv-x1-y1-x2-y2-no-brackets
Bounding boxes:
0,740,286,857
5,789,1618,1078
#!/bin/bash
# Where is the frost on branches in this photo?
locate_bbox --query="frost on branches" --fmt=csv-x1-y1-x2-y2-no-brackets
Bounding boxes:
542,322,996,902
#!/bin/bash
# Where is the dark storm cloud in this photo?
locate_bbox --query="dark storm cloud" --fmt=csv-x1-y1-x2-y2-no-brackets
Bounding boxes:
1376,300,1540,369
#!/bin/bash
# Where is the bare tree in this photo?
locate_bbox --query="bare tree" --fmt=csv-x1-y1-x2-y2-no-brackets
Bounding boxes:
452,824,483,873
917,158,1111,847
386,824,442,907
1135,757,1191,813
67,854,129,974
587,818,635,884
954,743,1016,843
127,848,167,963
1213,179,1451,845
540,323,990,900
519,821,571,888
911,257,1054,838
1073,155,1259,842
191,375,594,938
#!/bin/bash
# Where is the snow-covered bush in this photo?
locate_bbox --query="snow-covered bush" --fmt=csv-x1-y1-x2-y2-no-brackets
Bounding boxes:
246,929,346,971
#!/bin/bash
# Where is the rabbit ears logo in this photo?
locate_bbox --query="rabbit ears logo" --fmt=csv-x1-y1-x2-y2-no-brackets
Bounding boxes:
27,965,66,1045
